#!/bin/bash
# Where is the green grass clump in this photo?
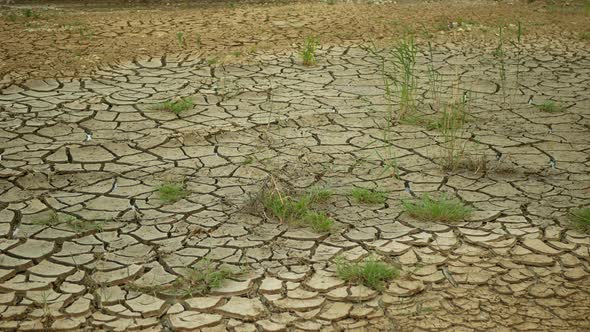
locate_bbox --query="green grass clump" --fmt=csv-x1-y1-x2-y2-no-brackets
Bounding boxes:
350,188,387,204
305,187,333,204
176,31,185,48
262,187,334,232
263,192,309,222
400,113,441,130
305,211,334,232
207,57,218,65
336,256,399,290
157,183,188,203
241,156,254,165
403,194,473,222
33,212,105,232
537,100,565,113
154,97,194,114
22,9,40,19
301,36,319,66
171,260,233,297
569,208,590,232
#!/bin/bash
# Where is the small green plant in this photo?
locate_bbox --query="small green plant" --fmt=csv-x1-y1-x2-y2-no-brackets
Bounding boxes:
375,143,400,179
493,26,508,101
426,41,443,112
263,192,308,223
154,97,194,114
176,31,185,48
157,182,187,203
241,156,254,165
301,36,319,66
305,187,333,204
33,211,105,232
369,35,417,122
511,21,523,101
261,187,334,232
569,208,590,232
207,57,218,65
537,100,565,113
388,35,417,120
22,8,39,19
351,188,387,204
232,51,242,57
171,259,233,297
375,111,401,179
439,87,470,171
78,26,94,39
305,211,334,232
403,194,473,222
195,34,202,48
33,211,62,227
7,12,18,22
336,256,399,290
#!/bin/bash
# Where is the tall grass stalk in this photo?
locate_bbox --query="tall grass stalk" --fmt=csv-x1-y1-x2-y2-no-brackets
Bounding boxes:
176,31,185,48
440,82,470,171
513,21,523,102
391,35,417,120
494,26,507,102
376,110,400,179
427,41,443,112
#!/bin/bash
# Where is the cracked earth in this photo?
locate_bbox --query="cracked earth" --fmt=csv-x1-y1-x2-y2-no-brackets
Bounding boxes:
1,1,590,331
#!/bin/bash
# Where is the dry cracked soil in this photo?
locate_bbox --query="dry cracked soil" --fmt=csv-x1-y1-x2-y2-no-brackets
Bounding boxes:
0,0,589,331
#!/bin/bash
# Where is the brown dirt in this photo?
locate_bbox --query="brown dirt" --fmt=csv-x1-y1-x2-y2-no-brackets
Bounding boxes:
1,0,588,83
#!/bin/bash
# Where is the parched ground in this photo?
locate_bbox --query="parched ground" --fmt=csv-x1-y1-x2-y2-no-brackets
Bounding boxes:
0,1,589,331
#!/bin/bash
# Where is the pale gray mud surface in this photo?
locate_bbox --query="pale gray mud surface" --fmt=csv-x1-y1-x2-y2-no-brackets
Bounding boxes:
0,6,589,331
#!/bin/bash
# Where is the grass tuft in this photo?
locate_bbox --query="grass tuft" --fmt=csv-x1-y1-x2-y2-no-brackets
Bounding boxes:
305,187,334,204
154,97,194,114
157,182,188,203
170,259,234,297
207,57,218,65
241,156,254,165
305,211,334,232
261,187,334,232
22,8,40,19
403,194,473,222
537,100,564,113
350,188,387,204
569,208,590,232
336,256,398,290
301,36,319,66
